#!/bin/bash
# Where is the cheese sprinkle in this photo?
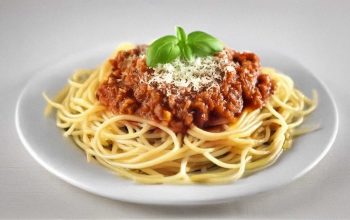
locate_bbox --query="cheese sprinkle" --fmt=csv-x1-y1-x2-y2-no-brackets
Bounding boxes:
148,53,237,96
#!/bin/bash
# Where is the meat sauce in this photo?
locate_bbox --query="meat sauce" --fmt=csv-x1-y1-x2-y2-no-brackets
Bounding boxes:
96,46,275,133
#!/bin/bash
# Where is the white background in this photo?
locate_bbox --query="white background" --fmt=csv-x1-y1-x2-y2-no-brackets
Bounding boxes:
1,0,349,218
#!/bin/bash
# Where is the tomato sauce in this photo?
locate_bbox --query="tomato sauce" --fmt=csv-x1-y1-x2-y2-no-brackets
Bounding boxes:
96,46,275,133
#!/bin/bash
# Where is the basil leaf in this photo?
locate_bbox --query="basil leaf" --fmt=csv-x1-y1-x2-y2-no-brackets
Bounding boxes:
182,44,193,61
176,26,193,61
176,27,186,59
176,26,187,43
146,35,181,67
146,27,224,67
187,31,224,57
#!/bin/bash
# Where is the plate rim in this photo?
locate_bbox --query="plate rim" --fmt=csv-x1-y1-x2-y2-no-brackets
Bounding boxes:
15,45,339,205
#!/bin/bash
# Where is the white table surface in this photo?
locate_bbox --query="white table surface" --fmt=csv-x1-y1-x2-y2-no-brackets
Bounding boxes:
1,0,349,218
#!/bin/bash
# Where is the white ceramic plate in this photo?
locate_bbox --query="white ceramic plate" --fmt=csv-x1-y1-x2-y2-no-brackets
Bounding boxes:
15,45,338,205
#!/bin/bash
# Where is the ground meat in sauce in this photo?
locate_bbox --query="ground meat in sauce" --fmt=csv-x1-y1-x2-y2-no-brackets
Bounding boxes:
96,45,275,133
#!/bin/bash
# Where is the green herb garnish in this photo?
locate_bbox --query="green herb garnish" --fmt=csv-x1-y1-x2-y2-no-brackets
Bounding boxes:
146,26,224,67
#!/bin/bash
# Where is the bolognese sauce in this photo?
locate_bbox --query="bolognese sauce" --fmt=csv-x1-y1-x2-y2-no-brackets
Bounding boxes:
96,45,275,133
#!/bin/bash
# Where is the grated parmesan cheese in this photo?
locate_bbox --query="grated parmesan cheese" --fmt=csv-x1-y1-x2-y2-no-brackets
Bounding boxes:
148,53,237,96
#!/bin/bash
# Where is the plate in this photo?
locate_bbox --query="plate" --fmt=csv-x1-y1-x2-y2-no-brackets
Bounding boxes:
15,45,338,205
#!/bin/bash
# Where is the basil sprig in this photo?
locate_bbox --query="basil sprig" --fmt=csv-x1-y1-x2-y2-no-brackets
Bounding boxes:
146,27,224,67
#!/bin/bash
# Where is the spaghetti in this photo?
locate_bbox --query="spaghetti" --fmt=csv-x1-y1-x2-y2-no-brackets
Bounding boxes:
44,43,317,184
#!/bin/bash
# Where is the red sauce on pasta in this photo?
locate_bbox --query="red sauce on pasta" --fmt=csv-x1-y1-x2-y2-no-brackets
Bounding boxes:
96,46,275,133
